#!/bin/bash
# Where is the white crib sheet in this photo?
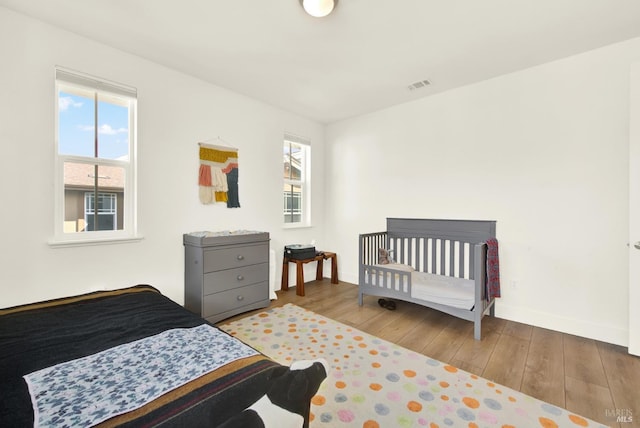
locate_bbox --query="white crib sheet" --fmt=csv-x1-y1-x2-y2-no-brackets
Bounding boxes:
365,265,476,311
410,272,475,310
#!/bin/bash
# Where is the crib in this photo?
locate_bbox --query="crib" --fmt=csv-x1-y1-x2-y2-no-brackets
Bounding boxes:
358,218,498,340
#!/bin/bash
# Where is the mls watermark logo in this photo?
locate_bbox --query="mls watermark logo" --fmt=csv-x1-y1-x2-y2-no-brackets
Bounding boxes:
605,408,633,423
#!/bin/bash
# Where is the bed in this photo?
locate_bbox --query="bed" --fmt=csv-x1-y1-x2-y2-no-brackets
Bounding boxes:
0,285,326,427
359,218,499,340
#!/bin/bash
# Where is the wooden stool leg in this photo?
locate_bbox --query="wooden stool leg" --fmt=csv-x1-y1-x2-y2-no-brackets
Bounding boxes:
296,260,305,296
282,257,289,291
316,256,324,281
330,254,338,284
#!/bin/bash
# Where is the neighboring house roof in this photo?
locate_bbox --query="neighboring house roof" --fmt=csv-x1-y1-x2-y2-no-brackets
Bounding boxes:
64,163,125,190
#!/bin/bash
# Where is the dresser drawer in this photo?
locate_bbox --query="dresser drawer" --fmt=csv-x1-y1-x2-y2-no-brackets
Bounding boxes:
203,263,268,295
203,243,268,273
202,282,267,318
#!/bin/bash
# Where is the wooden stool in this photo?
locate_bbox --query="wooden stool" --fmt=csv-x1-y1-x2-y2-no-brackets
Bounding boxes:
282,252,338,296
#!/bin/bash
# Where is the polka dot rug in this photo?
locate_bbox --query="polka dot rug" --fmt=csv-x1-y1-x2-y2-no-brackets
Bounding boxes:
219,304,607,428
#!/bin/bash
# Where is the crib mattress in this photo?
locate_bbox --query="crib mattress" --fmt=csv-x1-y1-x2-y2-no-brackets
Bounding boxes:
410,272,475,310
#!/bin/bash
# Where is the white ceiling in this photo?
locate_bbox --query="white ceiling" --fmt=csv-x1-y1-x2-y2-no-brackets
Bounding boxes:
3,0,640,123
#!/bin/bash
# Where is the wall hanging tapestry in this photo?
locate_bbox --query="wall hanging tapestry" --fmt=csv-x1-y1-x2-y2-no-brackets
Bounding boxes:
198,142,240,208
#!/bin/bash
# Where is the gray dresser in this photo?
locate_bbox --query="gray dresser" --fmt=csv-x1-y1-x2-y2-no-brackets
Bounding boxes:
184,231,270,323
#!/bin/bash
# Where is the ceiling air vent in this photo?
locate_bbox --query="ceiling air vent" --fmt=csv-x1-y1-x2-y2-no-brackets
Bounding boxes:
408,79,431,91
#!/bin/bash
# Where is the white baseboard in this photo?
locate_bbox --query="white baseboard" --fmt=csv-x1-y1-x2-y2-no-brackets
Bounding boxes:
340,273,628,347
495,302,628,347
341,273,358,285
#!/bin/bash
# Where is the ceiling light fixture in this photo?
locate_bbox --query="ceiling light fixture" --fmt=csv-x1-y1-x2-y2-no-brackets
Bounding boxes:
300,0,338,18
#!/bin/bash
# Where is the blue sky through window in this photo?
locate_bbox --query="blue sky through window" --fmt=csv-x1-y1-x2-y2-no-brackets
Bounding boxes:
58,91,130,160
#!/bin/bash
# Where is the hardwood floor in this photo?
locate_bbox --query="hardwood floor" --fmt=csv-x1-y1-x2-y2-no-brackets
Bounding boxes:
222,280,640,427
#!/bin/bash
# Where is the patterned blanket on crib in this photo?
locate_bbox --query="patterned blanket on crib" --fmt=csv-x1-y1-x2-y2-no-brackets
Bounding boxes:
486,238,500,300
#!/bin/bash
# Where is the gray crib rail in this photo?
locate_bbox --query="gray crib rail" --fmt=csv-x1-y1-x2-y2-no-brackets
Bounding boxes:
387,218,496,242
359,231,387,265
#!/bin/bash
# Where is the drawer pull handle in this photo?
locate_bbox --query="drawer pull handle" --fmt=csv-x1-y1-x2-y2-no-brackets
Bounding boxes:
237,295,244,301
237,255,245,261
237,275,244,281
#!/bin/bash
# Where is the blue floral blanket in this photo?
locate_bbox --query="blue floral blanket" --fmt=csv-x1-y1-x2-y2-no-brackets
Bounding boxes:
24,324,258,427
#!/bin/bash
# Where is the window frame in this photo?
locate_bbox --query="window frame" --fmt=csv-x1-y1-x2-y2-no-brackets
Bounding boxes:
84,191,118,231
50,67,140,247
283,134,311,228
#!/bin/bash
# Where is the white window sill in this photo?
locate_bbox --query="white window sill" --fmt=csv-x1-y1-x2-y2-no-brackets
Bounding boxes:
48,234,144,248
283,223,313,230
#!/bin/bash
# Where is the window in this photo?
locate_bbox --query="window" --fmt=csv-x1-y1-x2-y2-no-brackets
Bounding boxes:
52,68,138,245
84,192,117,231
283,134,310,226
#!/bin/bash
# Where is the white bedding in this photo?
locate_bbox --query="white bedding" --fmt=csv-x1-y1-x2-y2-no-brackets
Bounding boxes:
365,264,475,310
410,272,475,310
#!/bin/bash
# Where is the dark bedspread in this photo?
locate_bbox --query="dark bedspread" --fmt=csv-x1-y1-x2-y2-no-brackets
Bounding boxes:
0,285,285,427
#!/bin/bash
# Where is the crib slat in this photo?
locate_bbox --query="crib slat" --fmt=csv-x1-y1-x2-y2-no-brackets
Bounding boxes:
422,238,429,273
433,238,437,273
459,241,465,278
373,235,377,264
364,236,368,264
371,235,374,264
449,240,455,277
438,239,443,275
373,235,376,263
390,237,395,262
469,244,475,280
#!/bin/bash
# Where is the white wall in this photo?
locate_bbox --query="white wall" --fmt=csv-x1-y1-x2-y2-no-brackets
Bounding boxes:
325,38,640,346
0,7,325,307
2,6,638,348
